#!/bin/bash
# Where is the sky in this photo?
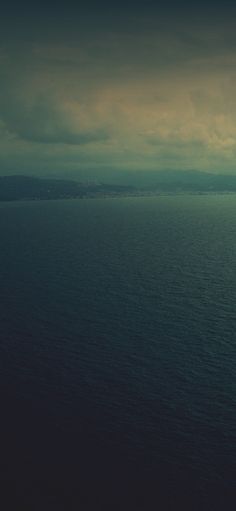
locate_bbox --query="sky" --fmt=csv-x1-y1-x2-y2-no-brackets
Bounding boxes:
1,1,236,183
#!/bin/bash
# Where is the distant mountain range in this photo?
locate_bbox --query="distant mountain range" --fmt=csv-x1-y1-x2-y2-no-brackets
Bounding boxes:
1,171,236,201
0,175,134,201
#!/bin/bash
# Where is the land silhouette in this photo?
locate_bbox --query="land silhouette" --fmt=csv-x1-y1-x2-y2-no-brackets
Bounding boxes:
1,171,236,201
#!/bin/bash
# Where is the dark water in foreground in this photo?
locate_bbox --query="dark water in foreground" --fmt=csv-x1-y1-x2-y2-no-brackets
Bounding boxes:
0,196,235,510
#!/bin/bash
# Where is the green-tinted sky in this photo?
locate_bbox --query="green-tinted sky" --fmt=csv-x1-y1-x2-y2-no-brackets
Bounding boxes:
1,1,236,182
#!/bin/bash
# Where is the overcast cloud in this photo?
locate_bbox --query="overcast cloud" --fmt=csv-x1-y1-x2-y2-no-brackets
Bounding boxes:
1,2,236,181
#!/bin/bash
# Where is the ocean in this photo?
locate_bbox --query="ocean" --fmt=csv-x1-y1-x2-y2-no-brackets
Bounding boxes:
0,195,235,510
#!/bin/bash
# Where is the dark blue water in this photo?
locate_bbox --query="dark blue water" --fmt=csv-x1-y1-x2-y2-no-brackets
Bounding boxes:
0,196,235,510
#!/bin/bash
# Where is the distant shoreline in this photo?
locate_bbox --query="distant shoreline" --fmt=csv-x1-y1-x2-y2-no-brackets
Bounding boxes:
1,174,236,201
1,190,236,203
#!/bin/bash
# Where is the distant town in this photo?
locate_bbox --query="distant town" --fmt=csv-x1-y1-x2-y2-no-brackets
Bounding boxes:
1,172,236,201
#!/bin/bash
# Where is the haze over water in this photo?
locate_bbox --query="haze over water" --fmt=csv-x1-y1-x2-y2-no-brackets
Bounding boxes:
0,195,235,510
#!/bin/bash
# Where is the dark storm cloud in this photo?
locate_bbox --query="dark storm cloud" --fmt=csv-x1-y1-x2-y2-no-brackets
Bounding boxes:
0,64,110,146
0,99,109,146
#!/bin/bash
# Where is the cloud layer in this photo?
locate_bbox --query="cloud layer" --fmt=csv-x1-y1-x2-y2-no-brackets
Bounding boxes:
1,7,236,181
